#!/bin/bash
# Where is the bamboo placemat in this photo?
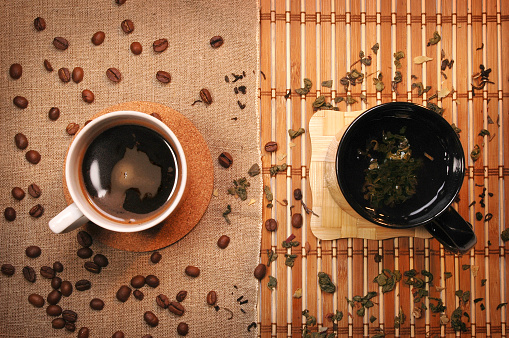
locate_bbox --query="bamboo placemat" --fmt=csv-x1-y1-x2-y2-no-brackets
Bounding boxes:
258,1,508,337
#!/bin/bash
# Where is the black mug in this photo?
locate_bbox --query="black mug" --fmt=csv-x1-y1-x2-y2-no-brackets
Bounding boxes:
335,102,476,253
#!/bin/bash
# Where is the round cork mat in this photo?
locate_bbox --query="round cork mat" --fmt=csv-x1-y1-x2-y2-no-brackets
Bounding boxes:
63,101,213,252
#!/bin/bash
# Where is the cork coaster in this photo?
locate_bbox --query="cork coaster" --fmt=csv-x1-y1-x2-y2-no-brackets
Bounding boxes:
63,101,213,252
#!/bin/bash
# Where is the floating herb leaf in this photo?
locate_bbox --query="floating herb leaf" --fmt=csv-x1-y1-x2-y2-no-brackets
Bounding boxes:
427,31,441,46
318,272,336,293
267,276,277,290
222,204,232,224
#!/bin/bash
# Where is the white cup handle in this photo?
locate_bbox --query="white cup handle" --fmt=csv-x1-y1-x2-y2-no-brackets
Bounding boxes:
49,203,90,234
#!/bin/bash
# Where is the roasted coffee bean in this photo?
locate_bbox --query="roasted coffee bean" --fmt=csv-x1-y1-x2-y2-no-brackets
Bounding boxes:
264,141,278,152
115,0,126,4
60,281,73,296
199,88,213,105
29,204,44,218
130,275,145,288
25,246,41,258
206,291,217,306
65,322,76,332
121,19,134,34
9,63,22,79
13,96,28,109
130,41,142,55
66,122,79,135
106,67,122,82
58,67,71,82
84,119,92,126
12,187,25,200
28,183,42,198
52,261,63,272
150,251,162,264
177,322,189,336
33,17,46,31
156,70,171,83
265,218,277,231
156,294,170,309
151,113,162,121
168,301,185,316
40,266,55,279
77,247,93,259
184,265,200,278
48,107,60,121
210,36,224,48
90,298,104,310
43,59,53,72
217,235,230,249
28,293,44,307
1,264,15,276
52,318,65,329
91,31,105,45
133,289,144,300
293,188,302,200
26,150,41,164
46,304,62,316
144,311,159,327
153,38,168,52
14,133,28,149
4,207,16,221
84,261,101,274
145,274,159,288
53,37,69,50
291,213,303,228
176,290,187,302
72,67,84,83
254,263,267,280
78,327,90,338
112,331,125,338
116,285,131,302
82,89,94,103
93,254,109,267
75,279,91,291
47,289,62,305
218,152,233,168
51,276,62,289
77,230,93,247
142,335,153,338
62,309,78,322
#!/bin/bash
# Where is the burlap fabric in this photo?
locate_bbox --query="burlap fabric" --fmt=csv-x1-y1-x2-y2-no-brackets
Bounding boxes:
0,0,261,337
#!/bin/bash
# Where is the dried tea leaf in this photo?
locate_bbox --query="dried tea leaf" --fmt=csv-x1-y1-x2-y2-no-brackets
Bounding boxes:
269,163,287,176
441,49,446,60
478,129,490,137
440,314,449,324
462,264,470,271
293,288,302,298
267,276,277,290
334,96,344,103
437,87,451,99
266,249,277,266
414,55,433,64
222,204,232,224
451,123,461,136
394,309,406,328
312,95,326,108
304,78,312,89
227,177,250,200
427,102,444,115
213,189,219,197
370,315,377,323
321,80,333,88
295,88,309,95
248,163,260,177
393,71,402,84
248,199,256,206
471,265,480,277
394,51,405,60
470,145,481,162
371,43,379,54
501,228,509,242
285,254,297,267
288,128,306,139
345,95,358,105
497,302,507,310
264,185,273,203
318,272,336,293
427,31,441,46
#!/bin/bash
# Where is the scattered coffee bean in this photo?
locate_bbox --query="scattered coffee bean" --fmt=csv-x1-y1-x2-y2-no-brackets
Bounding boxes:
153,38,168,52
51,276,62,289
13,96,28,109
177,322,189,336
40,266,55,279
291,213,303,228
28,183,42,198
150,113,162,121
144,311,159,327
78,327,90,338
72,67,84,83
112,331,125,338
47,289,62,305
184,265,200,278
156,294,170,309
46,304,62,316
77,230,93,247
58,67,71,82
264,141,278,152
93,254,109,267
14,133,28,149
11,187,25,200
133,289,144,300
75,279,91,291
116,285,132,302
28,293,44,307
210,35,224,48
106,67,122,82
168,301,185,316
142,335,153,338
84,119,92,126
61,280,73,296
1,264,15,276
52,318,65,329
48,107,60,121
206,291,217,306
29,204,44,218
62,309,78,322
33,17,46,31
115,0,126,4
53,37,69,50
77,247,93,259
43,59,53,72
176,290,187,302
90,298,105,310
294,188,303,200
26,150,41,164
130,275,145,288
9,63,22,79
145,274,159,288
150,251,162,264
156,70,171,83
82,89,95,103
25,245,41,258
66,122,79,135
65,322,76,332
218,152,233,168
91,31,105,45
4,207,16,221
52,261,63,273
265,218,277,231
121,19,134,34
217,235,230,249
22,268,35,282
84,261,101,274
130,41,142,55
254,263,267,280
199,88,213,105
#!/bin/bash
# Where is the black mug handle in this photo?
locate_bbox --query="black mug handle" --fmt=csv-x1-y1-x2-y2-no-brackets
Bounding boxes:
424,206,477,254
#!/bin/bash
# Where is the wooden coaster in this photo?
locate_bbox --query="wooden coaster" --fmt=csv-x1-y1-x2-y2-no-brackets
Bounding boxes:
63,101,214,252
309,109,432,241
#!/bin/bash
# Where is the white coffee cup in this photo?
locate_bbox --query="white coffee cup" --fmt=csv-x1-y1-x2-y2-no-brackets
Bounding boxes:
49,111,187,233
